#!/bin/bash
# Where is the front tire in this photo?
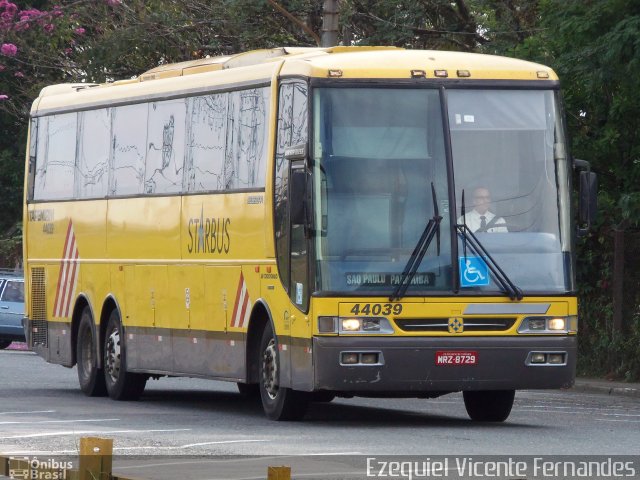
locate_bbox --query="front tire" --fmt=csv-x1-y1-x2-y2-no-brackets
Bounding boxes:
103,310,147,400
76,307,107,397
258,323,308,420
463,390,515,422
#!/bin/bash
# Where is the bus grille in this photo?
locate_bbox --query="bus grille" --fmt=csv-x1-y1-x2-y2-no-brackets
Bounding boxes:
395,318,516,332
30,267,48,347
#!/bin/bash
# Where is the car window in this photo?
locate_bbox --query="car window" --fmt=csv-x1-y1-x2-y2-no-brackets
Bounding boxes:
2,281,24,303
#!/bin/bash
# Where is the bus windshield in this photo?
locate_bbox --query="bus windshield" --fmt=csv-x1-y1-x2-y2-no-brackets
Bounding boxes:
312,87,573,296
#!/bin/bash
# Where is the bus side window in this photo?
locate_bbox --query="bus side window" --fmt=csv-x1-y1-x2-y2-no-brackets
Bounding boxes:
274,81,310,310
274,83,294,292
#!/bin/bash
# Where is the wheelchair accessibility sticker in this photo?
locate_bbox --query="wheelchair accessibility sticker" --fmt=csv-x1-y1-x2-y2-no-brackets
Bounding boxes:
459,256,489,287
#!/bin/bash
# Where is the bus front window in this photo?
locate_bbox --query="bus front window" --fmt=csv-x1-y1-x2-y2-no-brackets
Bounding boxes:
449,89,574,293
312,88,451,295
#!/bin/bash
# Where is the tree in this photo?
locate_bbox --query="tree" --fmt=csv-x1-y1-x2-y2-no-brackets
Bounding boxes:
507,0,640,379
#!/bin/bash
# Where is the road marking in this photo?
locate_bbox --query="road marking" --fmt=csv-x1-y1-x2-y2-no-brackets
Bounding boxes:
0,428,191,440
518,407,640,416
294,452,364,456
181,440,267,448
112,440,269,451
0,410,56,415
596,418,640,423
4,439,269,456
0,418,120,425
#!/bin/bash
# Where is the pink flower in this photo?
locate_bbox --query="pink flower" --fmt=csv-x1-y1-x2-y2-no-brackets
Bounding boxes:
0,94,9,100
0,64,5,71
2,3,17,15
19,8,41,18
64,47,72,55
0,43,17,56
106,0,121,5
14,71,23,78
74,27,85,35
43,23,54,33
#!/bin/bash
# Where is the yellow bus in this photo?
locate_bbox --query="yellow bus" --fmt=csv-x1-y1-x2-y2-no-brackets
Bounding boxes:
23,46,596,421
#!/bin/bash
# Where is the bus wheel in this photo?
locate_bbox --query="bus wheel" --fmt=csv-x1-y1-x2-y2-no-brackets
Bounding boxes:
258,323,308,420
103,309,147,401
463,390,515,422
0,340,11,350
76,307,107,397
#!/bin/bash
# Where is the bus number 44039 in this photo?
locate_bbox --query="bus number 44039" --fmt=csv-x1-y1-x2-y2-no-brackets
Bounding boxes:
349,303,403,316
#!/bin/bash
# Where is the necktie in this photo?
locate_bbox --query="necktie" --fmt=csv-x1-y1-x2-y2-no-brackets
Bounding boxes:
480,215,487,231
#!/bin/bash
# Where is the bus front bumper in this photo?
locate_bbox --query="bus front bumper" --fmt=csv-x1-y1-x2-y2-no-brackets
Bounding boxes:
313,335,576,394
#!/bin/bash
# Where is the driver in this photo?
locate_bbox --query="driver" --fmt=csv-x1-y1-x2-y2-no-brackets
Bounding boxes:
457,187,507,233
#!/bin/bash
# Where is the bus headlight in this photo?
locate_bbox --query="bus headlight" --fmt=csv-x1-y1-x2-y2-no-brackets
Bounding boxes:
341,318,362,331
548,318,566,331
518,316,574,334
339,317,394,334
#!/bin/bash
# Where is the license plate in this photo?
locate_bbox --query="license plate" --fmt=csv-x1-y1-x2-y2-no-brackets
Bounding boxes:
435,351,478,366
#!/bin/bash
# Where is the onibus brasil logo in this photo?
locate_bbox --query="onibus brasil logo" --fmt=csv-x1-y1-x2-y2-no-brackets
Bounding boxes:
9,457,73,480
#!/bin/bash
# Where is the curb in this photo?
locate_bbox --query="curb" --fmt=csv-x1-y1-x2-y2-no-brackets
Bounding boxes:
571,379,640,399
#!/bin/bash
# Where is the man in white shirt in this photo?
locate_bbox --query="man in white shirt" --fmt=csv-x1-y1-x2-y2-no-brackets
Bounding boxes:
457,187,508,233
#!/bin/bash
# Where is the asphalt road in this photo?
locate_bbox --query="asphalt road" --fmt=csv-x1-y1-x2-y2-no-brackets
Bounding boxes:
1,348,639,479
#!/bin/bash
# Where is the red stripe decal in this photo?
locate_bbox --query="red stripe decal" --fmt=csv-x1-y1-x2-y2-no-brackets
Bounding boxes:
57,236,75,318
238,290,250,329
63,247,80,317
231,273,244,328
53,221,73,317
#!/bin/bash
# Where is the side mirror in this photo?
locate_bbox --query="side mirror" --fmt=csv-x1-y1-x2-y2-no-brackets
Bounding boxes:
579,171,598,225
575,159,597,236
290,166,307,226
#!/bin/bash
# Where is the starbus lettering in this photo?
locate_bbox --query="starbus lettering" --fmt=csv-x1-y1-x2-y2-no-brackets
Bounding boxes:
187,207,231,254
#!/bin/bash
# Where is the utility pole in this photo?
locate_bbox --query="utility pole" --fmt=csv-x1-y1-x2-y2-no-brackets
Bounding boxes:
321,0,339,47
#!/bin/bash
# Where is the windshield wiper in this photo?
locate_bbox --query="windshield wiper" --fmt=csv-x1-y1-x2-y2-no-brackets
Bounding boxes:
390,183,442,301
457,189,523,301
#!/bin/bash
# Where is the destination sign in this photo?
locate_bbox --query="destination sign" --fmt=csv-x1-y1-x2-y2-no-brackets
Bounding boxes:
345,272,435,287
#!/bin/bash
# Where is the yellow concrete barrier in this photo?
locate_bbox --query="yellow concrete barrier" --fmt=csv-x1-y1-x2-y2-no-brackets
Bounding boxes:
267,465,292,480
78,437,113,480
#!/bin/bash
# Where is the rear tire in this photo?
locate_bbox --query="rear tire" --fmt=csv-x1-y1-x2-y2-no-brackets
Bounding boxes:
463,390,515,422
103,309,147,400
0,340,11,350
258,323,308,420
76,307,107,397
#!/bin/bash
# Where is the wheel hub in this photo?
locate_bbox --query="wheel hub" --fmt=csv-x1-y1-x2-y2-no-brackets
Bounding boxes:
105,328,121,382
80,327,93,379
262,338,279,399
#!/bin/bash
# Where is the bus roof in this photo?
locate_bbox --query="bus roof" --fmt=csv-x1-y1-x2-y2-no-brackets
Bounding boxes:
32,46,558,116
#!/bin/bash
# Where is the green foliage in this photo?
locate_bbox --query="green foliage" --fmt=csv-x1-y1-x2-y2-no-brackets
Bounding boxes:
481,0,640,381
0,222,21,269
